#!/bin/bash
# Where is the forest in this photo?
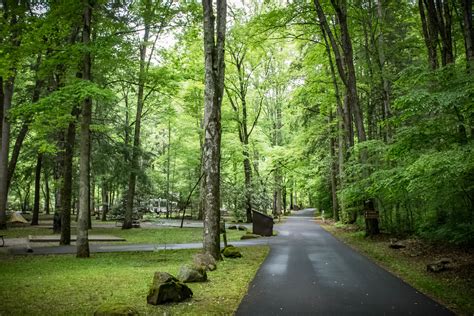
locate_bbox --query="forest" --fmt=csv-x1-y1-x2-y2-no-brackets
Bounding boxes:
1,0,473,255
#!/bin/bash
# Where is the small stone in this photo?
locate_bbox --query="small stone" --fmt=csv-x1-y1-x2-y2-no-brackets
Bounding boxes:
222,245,242,258
94,303,139,316
193,253,217,271
177,265,207,283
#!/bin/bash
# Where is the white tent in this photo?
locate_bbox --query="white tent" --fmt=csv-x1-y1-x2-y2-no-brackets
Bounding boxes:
9,212,28,224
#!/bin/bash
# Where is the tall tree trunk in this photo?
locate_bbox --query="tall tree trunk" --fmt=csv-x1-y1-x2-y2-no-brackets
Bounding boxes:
123,2,150,229
419,0,440,69
101,183,108,221
0,1,23,230
31,153,43,226
376,0,392,141
166,118,171,219
0,78,3,148
437,0,454,65
201,0,227,260
0,77,14,230
333,0,366,143
329,112,339,221
461,0,474,64
43,167,50,215
77,0,93,258
6,56,42,190
61,118,76,245
53,133,64,233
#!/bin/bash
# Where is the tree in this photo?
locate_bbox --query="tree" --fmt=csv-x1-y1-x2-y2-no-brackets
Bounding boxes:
76,0,94,258
201,0,227,260
0,0,26,229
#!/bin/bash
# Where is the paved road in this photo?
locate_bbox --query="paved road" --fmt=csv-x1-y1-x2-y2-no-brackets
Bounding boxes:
236,209,453,316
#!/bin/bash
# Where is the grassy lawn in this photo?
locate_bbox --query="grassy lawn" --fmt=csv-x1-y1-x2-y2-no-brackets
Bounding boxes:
321,223,474,315
2,225,248,244
0,246,269,315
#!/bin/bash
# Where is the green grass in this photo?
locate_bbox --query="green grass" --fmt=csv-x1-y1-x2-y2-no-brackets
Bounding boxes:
2,226,247,244
0,246,269,315
322,225,474,315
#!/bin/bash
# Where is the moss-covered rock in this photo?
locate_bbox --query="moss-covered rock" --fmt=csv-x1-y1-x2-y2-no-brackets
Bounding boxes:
147,272,193,305
193,253,217,271
94,303,139,316
177,264,207,283
221,246,242,258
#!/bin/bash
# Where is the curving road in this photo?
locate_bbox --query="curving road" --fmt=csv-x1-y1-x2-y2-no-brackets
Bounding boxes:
236,209,453,316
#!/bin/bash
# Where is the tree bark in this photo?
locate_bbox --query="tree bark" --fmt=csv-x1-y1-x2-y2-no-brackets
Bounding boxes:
61,117,76,245
76,0,93,258
329,111,339,221
0,1,23,230
201,0,226,260
376,0,392,141
419,0,440,69
0,76,14,230
332,0,366,143
101,183,108,221
123,1,150,229
43,166,50,215
31,153,43,226
166,118,171,219
461,0,474,64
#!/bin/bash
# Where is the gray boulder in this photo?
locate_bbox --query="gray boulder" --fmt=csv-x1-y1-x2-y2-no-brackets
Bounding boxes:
178,265,207,283
94,303,139,316
193,253,217,271
222,245,242,258
147,272,193,305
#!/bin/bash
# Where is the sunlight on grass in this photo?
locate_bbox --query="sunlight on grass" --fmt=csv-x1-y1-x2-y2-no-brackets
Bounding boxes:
0,246,269,315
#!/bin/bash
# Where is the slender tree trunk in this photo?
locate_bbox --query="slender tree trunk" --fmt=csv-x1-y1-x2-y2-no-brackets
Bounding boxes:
166,118,171,219
419,0,440,70
202,0,227,260
461,0,474,64
0,78,3,148
0,77,14,230
61,119,76,245
333,0,366,143
43,167,50,215
376,0,392,141
329,111,339,221
77,0,93,258
124,3,150,229
53,133,63,233
31,153,43,226
101,183,108,221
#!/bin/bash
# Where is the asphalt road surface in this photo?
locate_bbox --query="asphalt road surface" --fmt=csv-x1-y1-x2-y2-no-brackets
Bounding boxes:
236,209,453,316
